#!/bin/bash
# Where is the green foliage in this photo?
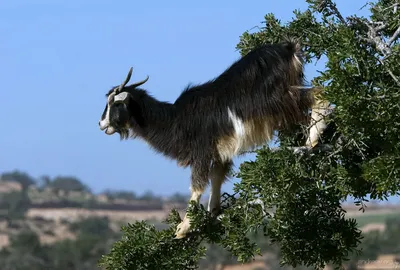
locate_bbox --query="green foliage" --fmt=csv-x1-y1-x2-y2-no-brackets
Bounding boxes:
99,209,208,270
49,176,90,193
104,190,137,201
0,191,31,221
0,218,119,270
9,230,42,254
69,216,112,236
199,243,237,269
1,170,36,190
138,190,161,201
0,230,49,270
236,147,362,268
101,0,400,269
345,216,400,266
354,210,400,227
99,197,263,269
168,192,189,204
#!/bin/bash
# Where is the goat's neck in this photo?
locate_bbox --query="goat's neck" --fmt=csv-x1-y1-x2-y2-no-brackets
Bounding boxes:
133,91,176,151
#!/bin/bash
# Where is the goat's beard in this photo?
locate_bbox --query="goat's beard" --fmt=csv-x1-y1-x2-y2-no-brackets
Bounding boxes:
117,127,130,140
117,127,137,140
118,128,129,140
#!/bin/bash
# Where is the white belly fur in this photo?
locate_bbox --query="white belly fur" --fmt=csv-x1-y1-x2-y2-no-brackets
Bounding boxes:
217,108,274,162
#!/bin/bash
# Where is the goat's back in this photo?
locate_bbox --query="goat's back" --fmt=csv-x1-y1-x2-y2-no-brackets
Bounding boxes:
171,40,313,162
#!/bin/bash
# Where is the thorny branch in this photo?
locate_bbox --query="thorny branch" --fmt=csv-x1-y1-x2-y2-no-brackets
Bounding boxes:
316,1,399,85
269,144,334,154
242,144,334,156
326,0,346,25
349,15,400,85
389,26,400,45
315,0,347,25
382,3,399,13
364,21,392,55
241,1,399,157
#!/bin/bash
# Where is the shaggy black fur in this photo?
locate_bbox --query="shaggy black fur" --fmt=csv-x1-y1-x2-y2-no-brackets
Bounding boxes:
100,40,315,169
99,39,324,237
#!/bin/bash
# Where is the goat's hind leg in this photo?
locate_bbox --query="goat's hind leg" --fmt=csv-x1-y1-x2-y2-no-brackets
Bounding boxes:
306,89,331,148
175,159,210,239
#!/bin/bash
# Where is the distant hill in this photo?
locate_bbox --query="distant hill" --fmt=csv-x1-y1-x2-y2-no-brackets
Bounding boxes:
1,170,400,269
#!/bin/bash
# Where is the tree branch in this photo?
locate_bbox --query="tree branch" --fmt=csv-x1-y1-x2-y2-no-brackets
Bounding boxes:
351,17,400,85
382,3,399,13
389,26,400,45
365,21,392,55
267,144,334,154
318,0,347,25
290,144,333,154
241,143,334,156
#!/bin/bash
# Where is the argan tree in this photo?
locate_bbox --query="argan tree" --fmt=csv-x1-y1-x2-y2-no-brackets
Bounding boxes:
99,0,400,269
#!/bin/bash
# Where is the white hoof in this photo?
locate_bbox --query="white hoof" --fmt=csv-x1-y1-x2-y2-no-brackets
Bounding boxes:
174,217,191,239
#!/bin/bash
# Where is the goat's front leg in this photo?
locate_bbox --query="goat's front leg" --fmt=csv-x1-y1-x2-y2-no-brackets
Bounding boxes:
175,160,210,239
208,160,232,216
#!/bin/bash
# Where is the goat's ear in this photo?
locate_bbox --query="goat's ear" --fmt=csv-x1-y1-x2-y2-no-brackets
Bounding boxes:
114,92,130,103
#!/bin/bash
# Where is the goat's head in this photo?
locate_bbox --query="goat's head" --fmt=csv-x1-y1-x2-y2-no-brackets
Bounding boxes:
98,67,149,139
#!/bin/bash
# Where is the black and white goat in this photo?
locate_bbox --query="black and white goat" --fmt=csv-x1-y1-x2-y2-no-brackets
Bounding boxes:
98,40,329,239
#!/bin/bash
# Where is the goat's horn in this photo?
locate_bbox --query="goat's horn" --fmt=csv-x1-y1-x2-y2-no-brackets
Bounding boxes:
130,75,149,88
117,67,133,93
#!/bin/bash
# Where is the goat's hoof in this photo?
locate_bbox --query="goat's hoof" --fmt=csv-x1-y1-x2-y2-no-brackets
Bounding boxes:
311,142,318,148
306,138,319,148
174,219,191,239
174,232,186,239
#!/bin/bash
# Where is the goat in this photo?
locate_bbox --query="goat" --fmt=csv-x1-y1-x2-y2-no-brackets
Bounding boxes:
98,39,329,239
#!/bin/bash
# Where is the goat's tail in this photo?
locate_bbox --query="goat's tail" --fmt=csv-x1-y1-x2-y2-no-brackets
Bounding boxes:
281,37,303,73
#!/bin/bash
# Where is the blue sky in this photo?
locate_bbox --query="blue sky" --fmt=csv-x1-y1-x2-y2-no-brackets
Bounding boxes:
0,0,371,197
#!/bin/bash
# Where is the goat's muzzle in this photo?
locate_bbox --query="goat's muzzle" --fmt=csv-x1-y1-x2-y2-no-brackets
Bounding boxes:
104,126,116,135
99,121,106,130
99,121,116,135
